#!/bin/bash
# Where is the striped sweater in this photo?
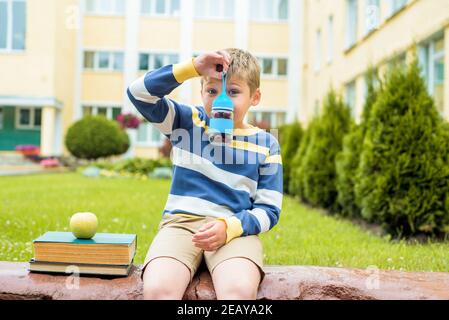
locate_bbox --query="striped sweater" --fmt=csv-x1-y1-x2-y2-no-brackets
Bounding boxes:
127,59,283,243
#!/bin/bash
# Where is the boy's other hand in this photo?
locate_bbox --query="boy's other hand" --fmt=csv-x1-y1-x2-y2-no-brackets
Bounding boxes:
192,219,227,251
193,50,231,80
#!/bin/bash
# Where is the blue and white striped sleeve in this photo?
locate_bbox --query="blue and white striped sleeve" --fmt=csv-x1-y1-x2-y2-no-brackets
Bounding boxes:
126,59,201,138
219,137,283,242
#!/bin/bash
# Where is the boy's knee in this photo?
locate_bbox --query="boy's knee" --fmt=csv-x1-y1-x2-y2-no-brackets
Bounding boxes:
141,257,191,300
216,280,258,300
143,281,183,300
142,268,185,300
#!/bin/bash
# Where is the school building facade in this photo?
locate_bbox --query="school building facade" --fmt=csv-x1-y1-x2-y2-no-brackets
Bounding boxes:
300,0,449,124
2,0,447,159
0,0,299,158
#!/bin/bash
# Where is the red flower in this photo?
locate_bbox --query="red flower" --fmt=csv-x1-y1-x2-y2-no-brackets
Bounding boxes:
117,113,141,129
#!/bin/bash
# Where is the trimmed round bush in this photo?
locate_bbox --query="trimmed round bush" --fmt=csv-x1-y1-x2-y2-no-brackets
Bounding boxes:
65,116,130,160
354,59,449,237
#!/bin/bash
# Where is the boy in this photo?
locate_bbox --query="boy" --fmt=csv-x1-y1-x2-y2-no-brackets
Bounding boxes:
127,48,283,300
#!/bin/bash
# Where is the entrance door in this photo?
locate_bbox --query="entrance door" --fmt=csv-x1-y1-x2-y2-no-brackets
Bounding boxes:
0,106,41,151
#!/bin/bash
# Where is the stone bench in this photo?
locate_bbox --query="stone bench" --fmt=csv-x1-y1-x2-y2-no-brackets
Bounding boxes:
1,262,448,300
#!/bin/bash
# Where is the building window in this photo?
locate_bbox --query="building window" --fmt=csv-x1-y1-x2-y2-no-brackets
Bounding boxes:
194,0,234,19
388,0,407,17
346,0,358,49
85,0,125,15
83,105,122,121
315,29,321,72
137,122,163,145
262,58,273,75
15,107,41,129
277,58,288,76
327,16,333,64
83,51,124,71
247,111,286,129
257,57,288,77
141,0,180,16
0,0,26,51
419,36,445,113
250,0,288,22
365,0,380,35
345,81,356,118
363,69,380,99
139,53,178,71
112,52,124,70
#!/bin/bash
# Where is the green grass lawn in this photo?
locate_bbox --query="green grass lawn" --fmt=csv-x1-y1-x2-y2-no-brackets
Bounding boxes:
1,173,448,272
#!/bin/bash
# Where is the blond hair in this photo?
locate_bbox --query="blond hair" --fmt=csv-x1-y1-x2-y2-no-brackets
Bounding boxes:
202,48,261,95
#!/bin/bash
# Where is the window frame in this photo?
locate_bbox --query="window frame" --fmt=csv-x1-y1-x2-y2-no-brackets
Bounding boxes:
0,0,26,53
141,0,180,17
345,0,358,50
257,55,289,79
138,52,179,71
315,29,321,72
327,16,334,64
419,35,445,114
363,69,380,100
194,0,234,20
84,0,126,16
82,104,122,121
136,121,164,147
364,0,380,36
345,80,357,119
387,0,407,18
249,0,288,23
15,107,41,130
83,50,124,72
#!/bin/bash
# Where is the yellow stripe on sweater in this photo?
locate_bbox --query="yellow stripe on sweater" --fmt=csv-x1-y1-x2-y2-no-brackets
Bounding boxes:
217,216,244,243
229,140,270,157
173,58,200,84
265,154,283,165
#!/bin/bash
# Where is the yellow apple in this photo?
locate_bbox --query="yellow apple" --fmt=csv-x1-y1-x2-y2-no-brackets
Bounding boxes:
70,212,98,239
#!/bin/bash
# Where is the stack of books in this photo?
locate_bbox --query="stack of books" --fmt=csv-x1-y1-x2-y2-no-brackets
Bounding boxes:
29,231,137,277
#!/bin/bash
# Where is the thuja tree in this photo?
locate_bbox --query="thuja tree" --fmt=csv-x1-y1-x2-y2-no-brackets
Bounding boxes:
354,59,449,237
279,122,303,194
335,68,380,217
300,89,353,211
289,117,319,202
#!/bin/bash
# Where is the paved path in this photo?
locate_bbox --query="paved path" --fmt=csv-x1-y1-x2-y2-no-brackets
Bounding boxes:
0,152,68,176
0,165,68,176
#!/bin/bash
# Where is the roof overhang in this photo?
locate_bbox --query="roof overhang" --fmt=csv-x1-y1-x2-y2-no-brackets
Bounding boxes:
0,96,63,109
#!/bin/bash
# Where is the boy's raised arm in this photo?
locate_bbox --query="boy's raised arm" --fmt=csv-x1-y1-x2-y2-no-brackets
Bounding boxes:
126,59,200,138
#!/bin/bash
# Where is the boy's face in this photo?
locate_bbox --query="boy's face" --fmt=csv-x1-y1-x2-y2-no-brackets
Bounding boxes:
201,76,261,127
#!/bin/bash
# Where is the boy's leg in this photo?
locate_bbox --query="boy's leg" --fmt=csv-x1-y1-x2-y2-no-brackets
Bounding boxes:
142,257,191,300
141,214,204,300
211,257,261,300
204,234,265,300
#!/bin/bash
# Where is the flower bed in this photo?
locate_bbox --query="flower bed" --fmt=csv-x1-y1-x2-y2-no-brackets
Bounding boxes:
15,145,40,157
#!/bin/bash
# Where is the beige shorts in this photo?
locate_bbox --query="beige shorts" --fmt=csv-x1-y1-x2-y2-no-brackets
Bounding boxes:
141,213,265,284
